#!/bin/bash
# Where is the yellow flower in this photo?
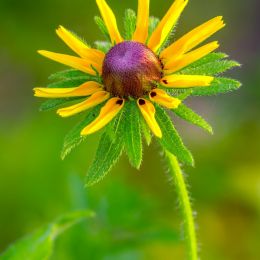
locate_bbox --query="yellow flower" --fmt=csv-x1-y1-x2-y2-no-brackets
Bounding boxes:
34,0,225,138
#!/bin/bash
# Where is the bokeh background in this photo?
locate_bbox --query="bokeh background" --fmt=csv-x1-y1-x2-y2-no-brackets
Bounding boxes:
0,0,259,259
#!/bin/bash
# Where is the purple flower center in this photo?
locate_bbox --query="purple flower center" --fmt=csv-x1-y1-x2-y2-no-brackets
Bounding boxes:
102,41,162,98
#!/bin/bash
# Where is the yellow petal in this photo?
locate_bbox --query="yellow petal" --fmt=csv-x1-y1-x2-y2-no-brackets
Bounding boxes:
164,41,219,73
57,91,110,117
160,16,225,59
56,26,105,61
132,0,149,43
34,81,102,98
96,0,123,44
137,99,162,138
149,89,181,109
148,0,188,53
38,50,102,75
81,97,125,136
161,75,214,88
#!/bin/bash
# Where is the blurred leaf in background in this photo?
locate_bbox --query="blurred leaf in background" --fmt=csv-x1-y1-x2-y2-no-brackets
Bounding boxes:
0,211,95,260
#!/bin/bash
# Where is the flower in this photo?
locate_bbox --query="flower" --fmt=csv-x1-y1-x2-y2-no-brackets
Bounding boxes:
34,0,240,184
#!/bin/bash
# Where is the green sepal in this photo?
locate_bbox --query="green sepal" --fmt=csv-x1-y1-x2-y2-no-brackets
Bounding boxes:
124,9,137,40
157,19,178,54
179,58,241,76
85,113,124,187
0,210,94,260
179,52,228,72
48,69,96,81
47,78,90,88
122,101,143,169
94,16,110,42
140,116,152,146
39,97,84,112
148,16,160,41
155,105,194,166
94,41,112,53
190,77,242,96
61,104,103,160
173,103,213,134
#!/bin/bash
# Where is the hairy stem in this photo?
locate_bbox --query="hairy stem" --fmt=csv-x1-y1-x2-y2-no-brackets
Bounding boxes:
165,150,198,260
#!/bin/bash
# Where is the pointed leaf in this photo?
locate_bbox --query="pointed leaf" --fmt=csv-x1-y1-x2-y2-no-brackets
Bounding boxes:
123,101,142,169
94,41,112,53
39,97,84,112
47,78,89,88
49,69,95,81
61,105,103,159
85,132,124,187
155,105,194,166
190,77,242,96
94,16,110,41
140,116,152,146
179,59,240,76
173,103,213,134
179,52,227,72
148,17,160,40
124,9,137,40
0,210,94,260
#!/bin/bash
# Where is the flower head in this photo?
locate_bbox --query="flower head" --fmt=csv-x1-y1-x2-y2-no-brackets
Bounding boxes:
34,0,240,186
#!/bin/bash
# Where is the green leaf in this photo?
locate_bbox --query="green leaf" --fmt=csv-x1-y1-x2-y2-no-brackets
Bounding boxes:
190,77,242,96
48,69,92,81
85,133,124,187
61,105,103,159
85,112,125,187
0,210,94,260
122,101,142,169
179,59,241,76
155,105,194,166
39,97,84,112
47,78,89,88
158,19,178,54
94,16,110,41
173,103,213,134
124,9,137,40
94,41,112,53
175,90,193,101
140,116,152,146
179,52,228,72
148,16,160,41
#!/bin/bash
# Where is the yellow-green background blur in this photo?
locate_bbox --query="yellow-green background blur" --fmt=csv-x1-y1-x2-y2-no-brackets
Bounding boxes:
0,0,259,259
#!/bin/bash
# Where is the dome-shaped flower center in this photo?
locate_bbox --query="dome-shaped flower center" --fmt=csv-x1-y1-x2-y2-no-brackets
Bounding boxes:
102,41,162,98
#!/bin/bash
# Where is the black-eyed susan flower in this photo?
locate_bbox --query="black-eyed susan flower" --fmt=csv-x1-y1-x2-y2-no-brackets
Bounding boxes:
34,0,240,186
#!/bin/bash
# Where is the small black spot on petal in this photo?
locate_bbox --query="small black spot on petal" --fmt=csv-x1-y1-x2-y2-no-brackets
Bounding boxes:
150,92,157,98
139,99,146,105
116,99,124,105
162,80,168,84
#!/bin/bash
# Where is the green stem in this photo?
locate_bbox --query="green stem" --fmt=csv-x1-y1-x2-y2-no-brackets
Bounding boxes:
165,150,198,260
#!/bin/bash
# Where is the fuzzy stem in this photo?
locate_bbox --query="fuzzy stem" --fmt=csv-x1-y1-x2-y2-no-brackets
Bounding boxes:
165,150,198,260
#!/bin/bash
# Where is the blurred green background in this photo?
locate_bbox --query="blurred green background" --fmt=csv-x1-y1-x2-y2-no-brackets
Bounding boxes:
0,0,259,259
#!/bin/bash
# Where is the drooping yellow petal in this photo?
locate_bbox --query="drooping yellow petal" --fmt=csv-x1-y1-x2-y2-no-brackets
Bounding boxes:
132,0,149,43
164,41,219,73
81,97,125,136
96,0,123,44
149,89,181,109
160,16,225,59
161,75,214,88
148,0,188,53
34,81,102,98
137,99,162,138
38,50,101,75
57,91,110,117
56,26,105,62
